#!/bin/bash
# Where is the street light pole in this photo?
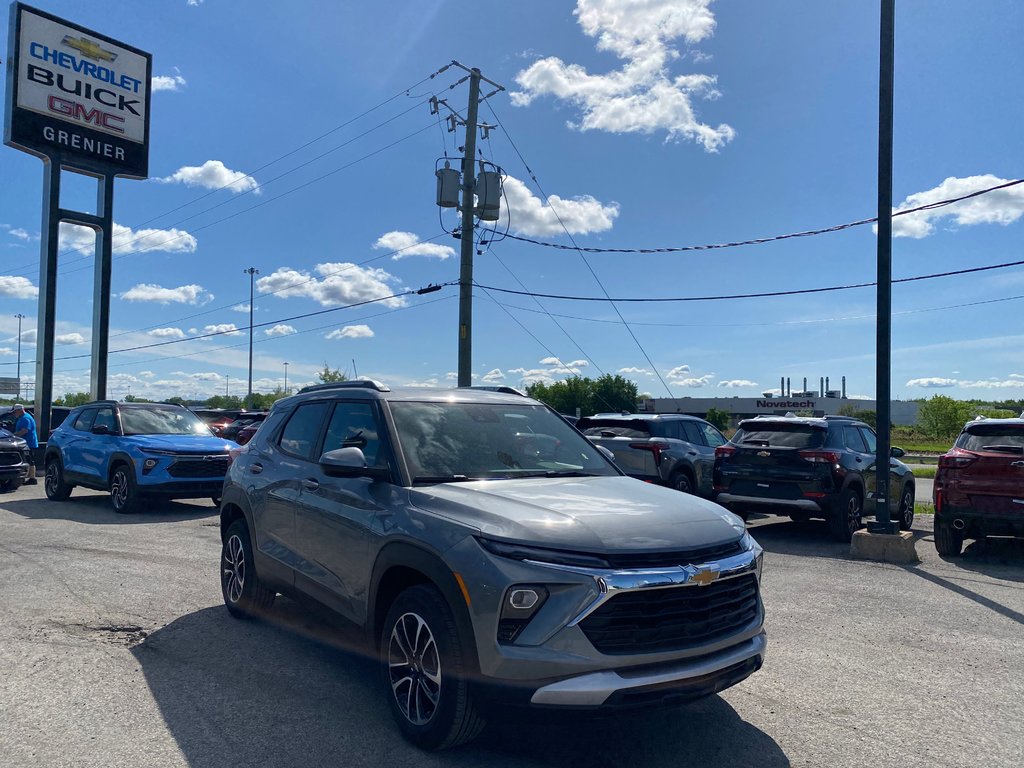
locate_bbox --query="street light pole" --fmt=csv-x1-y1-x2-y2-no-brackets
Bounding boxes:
243,267,259,406
14,314,25,400
283,362,289,395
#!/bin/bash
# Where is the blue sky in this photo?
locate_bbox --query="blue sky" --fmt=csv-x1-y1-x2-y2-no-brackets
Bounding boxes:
1,0,1023,403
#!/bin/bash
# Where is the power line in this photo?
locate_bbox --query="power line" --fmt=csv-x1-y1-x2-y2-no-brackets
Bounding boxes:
474,257,1024,303
491,178,1024,254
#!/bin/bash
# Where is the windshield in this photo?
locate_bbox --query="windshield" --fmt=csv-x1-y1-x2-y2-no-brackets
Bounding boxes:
733,423,825,449
957,425,1024,452
120,408,213,436
390,401,619,482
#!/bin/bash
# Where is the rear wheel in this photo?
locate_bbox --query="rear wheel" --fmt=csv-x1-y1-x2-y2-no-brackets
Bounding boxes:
934,517,964,557
44,459,73,500
109,464,140,514
671,469,695,495
897,485,915,531
829,487,863,542
381,584,485,750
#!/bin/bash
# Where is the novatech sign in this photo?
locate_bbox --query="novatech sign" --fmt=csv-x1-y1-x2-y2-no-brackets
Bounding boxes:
756,400,817,409
4,3,151,178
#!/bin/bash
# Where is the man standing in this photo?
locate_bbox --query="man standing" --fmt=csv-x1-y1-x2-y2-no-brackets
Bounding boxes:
12,405,38,485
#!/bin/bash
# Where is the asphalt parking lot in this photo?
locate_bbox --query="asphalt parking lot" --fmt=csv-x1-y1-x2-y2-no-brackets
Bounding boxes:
1,483,1021,768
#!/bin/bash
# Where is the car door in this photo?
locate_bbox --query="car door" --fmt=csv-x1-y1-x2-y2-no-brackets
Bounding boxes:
292,399,394,625
60,408,96,480
859,426,901,513
843,425,874,503
77,406,118,484
690,421,726,496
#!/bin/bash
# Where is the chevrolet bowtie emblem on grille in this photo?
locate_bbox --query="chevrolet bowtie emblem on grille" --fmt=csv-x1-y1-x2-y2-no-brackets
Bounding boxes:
62,35,118,62
688,566,720,587
757,450,771,457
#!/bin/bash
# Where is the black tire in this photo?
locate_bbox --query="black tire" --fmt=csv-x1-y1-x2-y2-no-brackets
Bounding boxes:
211,496,222,508
789,512,810,523
221,518,275,618
897,484,915,531
44,459,73,500
671,469,696,495
934,517,964,557
0,477,22,492
109,464,140,514
380,584,485,750
829,487,863,542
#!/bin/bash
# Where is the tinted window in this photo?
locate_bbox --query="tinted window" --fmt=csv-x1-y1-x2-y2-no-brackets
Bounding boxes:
322,402,386,467
699,423,726,448
957,424,1024,452
279,402,329,460
844,426,868,452
578,418,652,439
680,421,703,444
93,408,116,433
658,421,682,440
74,409,96,432
860,428,877,453
733,424,825,449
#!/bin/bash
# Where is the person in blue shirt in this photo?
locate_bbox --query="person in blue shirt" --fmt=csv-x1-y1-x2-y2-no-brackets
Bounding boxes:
12,404,38,485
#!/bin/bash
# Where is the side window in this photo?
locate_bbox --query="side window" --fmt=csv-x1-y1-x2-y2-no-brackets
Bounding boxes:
322,402,387,467
278,402,330,460
843,426,867,452
699,423,726,448
93,408,116,433
681,421,705,445
860,428,877,453
658,421,682,440
74,409,96,432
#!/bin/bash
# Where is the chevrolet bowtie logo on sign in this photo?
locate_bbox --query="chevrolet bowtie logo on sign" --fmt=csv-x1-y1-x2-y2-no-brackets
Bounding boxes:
689,567,720,587
61,35,118,62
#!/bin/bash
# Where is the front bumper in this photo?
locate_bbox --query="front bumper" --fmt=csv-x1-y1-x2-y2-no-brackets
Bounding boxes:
136,478,225,497
530,630,767,707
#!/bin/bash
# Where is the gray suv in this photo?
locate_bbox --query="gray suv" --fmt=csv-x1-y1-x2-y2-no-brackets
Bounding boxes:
219,382,766,750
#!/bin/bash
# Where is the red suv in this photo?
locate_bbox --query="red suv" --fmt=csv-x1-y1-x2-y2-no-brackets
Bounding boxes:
933,418,1024,556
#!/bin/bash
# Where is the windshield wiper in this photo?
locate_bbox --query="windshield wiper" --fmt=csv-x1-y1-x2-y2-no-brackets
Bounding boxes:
411,474,476,484
512,470,603,478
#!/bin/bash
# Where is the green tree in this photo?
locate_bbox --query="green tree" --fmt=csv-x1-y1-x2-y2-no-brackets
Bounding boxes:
705,408,731,431
917,395,976,439
245,388,289,410
165,396,186,406
56,392,91,407
205,394,243,409
838,404,877,429
317,363,348,384
591,374,639,414
526,374,640,417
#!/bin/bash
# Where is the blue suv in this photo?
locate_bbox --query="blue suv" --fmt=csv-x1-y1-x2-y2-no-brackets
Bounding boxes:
44,401,234,513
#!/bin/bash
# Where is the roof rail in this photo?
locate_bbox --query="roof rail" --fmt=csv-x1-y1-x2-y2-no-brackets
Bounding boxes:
463,385,527,397
822,415,860,421
297,379,390,394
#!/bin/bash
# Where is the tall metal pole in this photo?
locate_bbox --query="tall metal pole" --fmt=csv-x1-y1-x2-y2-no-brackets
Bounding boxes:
14,314,24,400
457,68,482,388
90,174,114,400
283,362,288,395
872,0,898,533
35,158,61,441
244,267,258,405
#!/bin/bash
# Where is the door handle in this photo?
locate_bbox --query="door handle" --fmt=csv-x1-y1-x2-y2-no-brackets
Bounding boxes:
1012,461,1024,467
250,462,263,474
855,457,862,462
303,478,320,491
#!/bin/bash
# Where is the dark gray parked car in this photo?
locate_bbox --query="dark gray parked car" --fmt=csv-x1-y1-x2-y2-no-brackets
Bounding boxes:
219,382,766,750
577,413,728,497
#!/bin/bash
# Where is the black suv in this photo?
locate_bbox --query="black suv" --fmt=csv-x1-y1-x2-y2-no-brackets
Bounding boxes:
712,415,915,540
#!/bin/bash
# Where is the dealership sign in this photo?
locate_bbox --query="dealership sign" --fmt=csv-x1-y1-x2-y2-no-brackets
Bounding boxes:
4,2,151,178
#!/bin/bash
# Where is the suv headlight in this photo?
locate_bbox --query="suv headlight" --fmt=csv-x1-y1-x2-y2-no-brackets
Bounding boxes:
741,531,764,582
476,537,610,569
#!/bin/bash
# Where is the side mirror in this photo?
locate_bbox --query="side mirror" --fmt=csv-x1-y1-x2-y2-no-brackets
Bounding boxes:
319,447,389,481
92,424,112,436
890,446,905,458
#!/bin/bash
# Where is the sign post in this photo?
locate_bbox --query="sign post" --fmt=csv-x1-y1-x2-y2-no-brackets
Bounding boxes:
4,2,151,437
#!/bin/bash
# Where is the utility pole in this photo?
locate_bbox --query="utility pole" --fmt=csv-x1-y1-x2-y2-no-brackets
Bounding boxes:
283,362,288,395
14,314,24,400
870,0,898,534
225,375,229,398
243,267,259,406
457,68,482,388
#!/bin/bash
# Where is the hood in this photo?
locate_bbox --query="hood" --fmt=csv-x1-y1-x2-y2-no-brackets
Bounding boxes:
0,430,27,449
411,475,743,553
119,434,233,453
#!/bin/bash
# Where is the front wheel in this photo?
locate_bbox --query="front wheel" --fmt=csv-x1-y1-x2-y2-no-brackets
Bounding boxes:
45,459,73,500
897,485,915,531
0,477,22,492
221,519,275,618
211,496,222,508
829,487,863,542
109,465,140,514
381,585,485,750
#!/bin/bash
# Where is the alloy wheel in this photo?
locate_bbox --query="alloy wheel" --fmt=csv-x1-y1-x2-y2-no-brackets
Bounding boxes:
900,489,915,528
110,470,129,510
846,494,862,535
45,463,59,496
222,534,245,604
388,612,442,726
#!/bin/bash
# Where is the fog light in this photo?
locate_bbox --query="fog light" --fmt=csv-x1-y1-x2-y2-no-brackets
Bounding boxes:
144,459,157,469
509,589,539,610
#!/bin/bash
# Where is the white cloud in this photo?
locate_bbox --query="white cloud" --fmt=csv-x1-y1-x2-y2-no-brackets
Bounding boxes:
374,231,455,260
509,368,556,385
719,379,758,388
232,303,251,313
482,368,505,383
902,376,1024,389
19,329,37,345
3,226,34,241
0,347,14,356
665,365,691,378
406,378,440,388
1010,374,1024,380
148,327,187,340
120,283,213,305
567,359,589,368
326,324,374,339
159,160,260,194
905,377,959,388
673,375,714,388
0,276,38,299
445,372,458,380
256,263,405,308
890,175,1024,238
539,356,562,365
264,324,297,337
60,221,197,255
200,323,242,337
618,366,651,376
498,176,619,236
152,74,186,92
511,0,734,151
138,371,155,378
958,379,1024,390
55,332,85,345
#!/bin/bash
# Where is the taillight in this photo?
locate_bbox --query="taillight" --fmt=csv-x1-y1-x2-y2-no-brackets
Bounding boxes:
629,441,671,463
799,450,841,464
938,450,976,469
715,445,738,459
